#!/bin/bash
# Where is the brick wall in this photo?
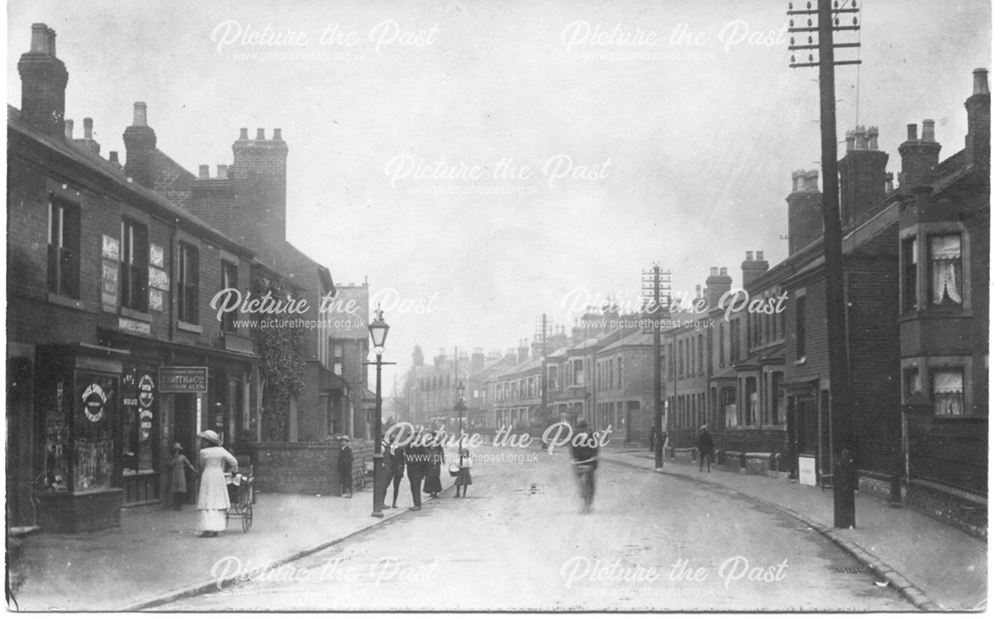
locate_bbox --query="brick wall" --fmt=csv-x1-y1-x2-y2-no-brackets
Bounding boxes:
240,440,374,495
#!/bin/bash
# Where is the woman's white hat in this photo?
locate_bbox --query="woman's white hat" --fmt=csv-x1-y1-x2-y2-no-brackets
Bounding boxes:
198,429,222,445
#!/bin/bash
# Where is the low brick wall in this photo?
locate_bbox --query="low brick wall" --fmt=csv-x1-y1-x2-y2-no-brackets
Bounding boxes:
904,479,987,540
238,440,375,496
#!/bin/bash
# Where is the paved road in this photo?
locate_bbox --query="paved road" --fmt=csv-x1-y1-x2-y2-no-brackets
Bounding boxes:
162,446,911,611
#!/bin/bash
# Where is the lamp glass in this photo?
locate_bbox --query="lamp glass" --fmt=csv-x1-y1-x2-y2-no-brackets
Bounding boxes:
368,315,390,349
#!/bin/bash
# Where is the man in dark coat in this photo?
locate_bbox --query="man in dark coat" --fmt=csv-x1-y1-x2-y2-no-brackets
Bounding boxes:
404,436,429,511
337,435,354,497
570,420,600,513
697,425,715,473
388,439,407,508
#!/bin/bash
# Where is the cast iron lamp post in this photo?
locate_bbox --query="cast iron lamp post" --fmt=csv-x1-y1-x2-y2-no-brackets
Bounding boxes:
455,381,467,448
367,308,390,518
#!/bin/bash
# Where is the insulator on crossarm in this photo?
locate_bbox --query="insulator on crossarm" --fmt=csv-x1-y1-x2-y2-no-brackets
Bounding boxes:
835,17,840,26
791,54,796,62
807,18,812,26
788,1,794,9
853,16,859,25
806,1,811,8
789,18,795,27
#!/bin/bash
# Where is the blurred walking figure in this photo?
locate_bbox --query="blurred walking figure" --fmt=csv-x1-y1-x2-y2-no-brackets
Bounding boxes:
337,435,354,498
570,419,600,514
454,448,472,498
169,442,197,511
196,430,238,537
698,425,715,473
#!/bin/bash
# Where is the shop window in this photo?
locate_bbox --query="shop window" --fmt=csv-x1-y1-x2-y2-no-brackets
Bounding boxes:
771,372,786,424
931,368,965,416
177,242,199,324
221,260,238,333
746,377,758,425
120,219,149,311
902,237,918,312
48,197,81,298
929,235,963,306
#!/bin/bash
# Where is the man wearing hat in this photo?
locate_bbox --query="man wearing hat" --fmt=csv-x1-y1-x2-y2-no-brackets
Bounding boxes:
196,429,238,537
570,419,600,513
337,435,354,498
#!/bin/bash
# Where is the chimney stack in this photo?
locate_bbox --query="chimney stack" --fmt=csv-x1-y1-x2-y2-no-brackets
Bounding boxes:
217,165,229,179
965,68,990,171
64,119,74,140
705,267,733,309
786,168,823,256
838,125,888,225
109,151,121,169
231,126,289,245
122,102,158,188
199,164,210,179
18,24,69,138
741,251,769,288
898,118,941,193
73,117,101,155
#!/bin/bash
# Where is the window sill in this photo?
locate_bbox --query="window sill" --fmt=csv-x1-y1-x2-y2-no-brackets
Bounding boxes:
121,307,152,322
794,357,807,366
177,321,203,334
47,293,97,313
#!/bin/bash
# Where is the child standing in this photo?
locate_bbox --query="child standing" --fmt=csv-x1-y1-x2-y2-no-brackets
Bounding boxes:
169,442,197,511
454,448,472,498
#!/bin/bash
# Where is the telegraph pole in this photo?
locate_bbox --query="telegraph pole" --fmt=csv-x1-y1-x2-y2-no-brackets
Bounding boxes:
535,313,552,430
643,264,671,470
788,0,860,528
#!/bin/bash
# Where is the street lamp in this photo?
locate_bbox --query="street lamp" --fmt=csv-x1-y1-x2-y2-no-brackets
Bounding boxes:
455,381,467,447
367,308,390,519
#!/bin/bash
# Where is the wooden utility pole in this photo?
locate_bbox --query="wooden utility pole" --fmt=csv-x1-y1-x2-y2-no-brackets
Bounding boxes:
643,265,670,469
788,0,860,528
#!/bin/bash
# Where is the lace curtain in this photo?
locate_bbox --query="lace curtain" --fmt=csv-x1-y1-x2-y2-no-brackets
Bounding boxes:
930,235,962,305
932,369,964,416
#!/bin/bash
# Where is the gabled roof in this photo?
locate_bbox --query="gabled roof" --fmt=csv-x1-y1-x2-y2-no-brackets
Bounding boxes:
598,330,654,354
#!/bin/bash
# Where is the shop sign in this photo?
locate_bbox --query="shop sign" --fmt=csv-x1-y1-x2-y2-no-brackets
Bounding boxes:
102,235,120,260
118,317,151,335
81,383,108,422
150,243,165,268
138,374,155,408
139,409,154,441
159,366,209,393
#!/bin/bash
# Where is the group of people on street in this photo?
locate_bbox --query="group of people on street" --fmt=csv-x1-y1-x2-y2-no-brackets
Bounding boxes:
167,429,241,538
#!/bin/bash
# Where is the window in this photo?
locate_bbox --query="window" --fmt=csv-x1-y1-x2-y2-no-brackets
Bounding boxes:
745,377,758,425
573,359,584,385
667,342,674,378
221,260,238,333
771,372,785,425
931,368,964,416
47,197,80,298
903,367,921,402
929,235,963,306
698,334,704,375
795,296,806,360
730,319,740,364
617,357,623,389
718,323,725,368
177,242,199,324
120,219,149,311
332,342,344,375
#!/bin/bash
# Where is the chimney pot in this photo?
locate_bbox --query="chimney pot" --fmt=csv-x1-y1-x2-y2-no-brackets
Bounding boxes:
255,128,266,140
745,251,753,260
46,28,57,58
973,68,990,95
132,102,148,127
109,151,120,166
199,164,210,179
867,126,879,150
720,267,728,276
921,119,936,143
273,128,282,140
710,267,719,276
906,123,918,141
756,250,764,261
30,23,49,54
83,117,93,139
845,129,855,151
239,128,249,140
64,119,74,139
884,172,894,193
217,165,228,179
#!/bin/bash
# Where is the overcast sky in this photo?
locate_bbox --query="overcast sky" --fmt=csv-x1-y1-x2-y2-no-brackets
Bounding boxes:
6,0,991,387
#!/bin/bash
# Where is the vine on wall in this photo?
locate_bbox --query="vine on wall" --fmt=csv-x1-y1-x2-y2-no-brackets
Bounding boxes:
253,277,306,442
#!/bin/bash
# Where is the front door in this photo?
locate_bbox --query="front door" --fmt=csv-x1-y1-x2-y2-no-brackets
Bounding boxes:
6,357,36,526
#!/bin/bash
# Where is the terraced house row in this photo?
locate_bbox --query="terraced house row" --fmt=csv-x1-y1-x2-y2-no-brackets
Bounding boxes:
7,24,373,533
403,67,990,536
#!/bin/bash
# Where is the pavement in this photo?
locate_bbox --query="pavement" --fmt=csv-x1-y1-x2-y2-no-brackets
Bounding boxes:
6,447,987,611
601,448,988,611
7,478,452,611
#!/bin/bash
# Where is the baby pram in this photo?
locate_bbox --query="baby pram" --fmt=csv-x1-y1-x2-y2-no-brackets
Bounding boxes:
225,471,254,532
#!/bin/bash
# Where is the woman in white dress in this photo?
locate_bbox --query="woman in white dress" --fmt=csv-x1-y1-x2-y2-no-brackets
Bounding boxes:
196,429,238,537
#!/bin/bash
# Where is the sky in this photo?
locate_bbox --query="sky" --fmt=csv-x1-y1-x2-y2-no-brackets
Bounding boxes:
5,0,992,387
